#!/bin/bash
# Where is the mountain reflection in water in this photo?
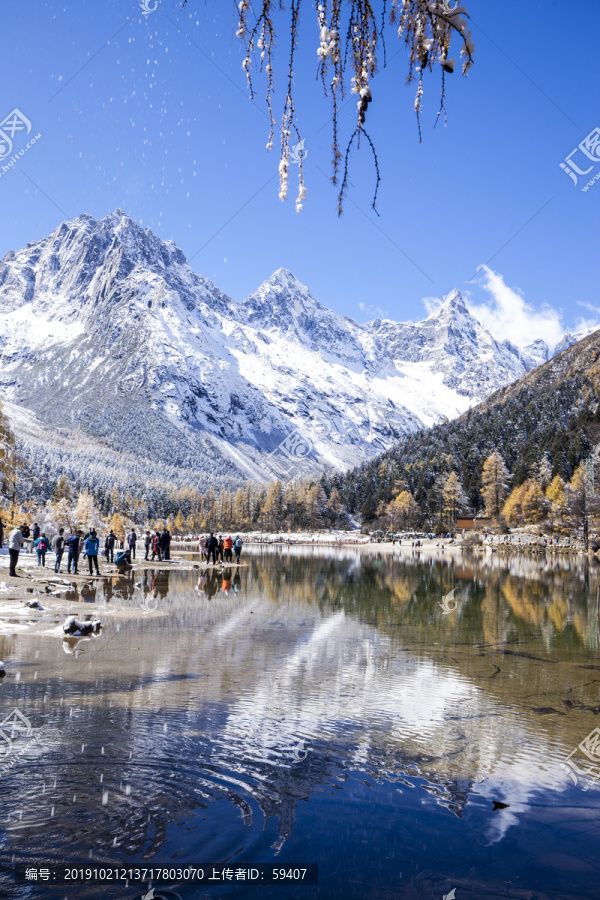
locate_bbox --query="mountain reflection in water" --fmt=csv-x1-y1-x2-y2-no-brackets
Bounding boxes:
0,547,599,899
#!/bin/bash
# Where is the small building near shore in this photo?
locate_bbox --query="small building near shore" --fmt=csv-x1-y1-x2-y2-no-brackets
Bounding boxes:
455,517,492,533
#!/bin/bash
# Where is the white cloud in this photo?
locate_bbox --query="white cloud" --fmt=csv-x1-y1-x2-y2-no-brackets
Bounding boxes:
573,316,600,334
465,266,565,349
358,301,388,319
421,295,442,316
575,302,600,336
577,300,600,315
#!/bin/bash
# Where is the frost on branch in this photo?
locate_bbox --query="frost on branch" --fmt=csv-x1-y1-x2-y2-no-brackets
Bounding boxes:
393,1,474,138
183,1,474,214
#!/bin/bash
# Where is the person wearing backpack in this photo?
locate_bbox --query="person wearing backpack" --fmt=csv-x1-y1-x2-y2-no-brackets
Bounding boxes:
206,533,218,565
84,529,100,575
234,536,243,564
20,523,30,553
53,528,65,573
105,530,116,563
115,549,132,570
128,529,137,560
33,533,50,567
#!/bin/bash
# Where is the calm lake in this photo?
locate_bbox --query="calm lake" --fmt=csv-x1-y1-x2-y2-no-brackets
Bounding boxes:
1,545,599,899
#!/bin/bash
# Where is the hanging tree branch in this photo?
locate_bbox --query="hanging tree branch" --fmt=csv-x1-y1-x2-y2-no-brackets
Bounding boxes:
182,0,474,213
337,126,381,215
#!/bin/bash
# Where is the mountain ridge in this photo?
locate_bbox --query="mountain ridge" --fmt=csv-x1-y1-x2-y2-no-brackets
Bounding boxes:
0,210,584,504
333,326,600,523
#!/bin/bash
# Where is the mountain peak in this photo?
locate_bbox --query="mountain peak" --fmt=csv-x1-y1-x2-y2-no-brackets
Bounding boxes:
242,268,316,319
0,212,555,493
444,289,467,309
521,339,549,368
423,289,471,326
103,207,129,223
239,268,365,359
436,289,468,314
99,208,144,235
552,324,600,358
263,267,306,291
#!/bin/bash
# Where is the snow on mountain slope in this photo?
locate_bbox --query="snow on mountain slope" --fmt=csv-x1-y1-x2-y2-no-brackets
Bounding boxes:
240,268,365,365
520,340,549,369
0,211,545,484
366,290,531,400
552,325,600,357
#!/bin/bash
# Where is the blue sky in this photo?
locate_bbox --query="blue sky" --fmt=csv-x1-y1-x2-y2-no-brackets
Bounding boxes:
1,0,598,349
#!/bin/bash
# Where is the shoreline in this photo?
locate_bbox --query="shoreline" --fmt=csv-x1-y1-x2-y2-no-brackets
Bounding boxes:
0,532,595,640
0,551,199,635
172,530,592,556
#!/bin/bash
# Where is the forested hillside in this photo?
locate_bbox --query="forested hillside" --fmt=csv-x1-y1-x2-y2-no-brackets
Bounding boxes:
324,328,600,525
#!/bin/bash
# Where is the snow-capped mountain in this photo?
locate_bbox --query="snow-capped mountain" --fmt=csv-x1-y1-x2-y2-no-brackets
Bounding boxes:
0,211,549,485
367,290,535,401
552,325,598,357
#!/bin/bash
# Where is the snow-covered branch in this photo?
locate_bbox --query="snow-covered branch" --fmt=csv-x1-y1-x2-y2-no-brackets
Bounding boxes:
182,0,474,212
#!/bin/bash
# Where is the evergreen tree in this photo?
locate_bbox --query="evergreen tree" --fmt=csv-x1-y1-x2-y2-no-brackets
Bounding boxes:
481,452,511,519
442,472,469,525
503,482,527,527
568,464,594,550
546,474,568,535
521,480,548,524
53,474,73,502
389,490,419,530
536,453,553,490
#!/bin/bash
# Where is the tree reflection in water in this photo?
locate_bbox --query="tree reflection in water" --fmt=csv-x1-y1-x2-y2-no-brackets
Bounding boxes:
0,548,599,899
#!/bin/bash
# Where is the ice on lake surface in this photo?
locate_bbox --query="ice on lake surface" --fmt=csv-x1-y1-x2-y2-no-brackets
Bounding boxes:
1,545,600,899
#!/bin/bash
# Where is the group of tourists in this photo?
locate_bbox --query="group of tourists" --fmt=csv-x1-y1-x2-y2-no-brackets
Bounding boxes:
100,528,172,563
4,519,241,578
6,523,102,577
198,533,243,565
4,520,178,572
144,529,172,561
103,528,160,562
102,528,172,564
4,518,177,577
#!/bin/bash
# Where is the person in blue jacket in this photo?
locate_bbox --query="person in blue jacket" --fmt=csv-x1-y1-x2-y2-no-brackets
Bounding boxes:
84,529,101,575
33,533,50,567
233,536,243,564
